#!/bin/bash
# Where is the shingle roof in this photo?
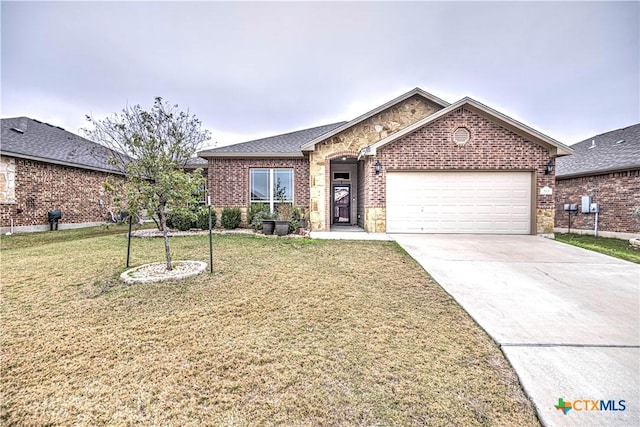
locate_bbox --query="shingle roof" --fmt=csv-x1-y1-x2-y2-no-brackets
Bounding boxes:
1,116,123,173
556,123,640,178
198,122,346,157
185,157,208,168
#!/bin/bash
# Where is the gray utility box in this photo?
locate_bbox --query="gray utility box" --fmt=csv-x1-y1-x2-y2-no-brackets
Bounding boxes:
581,196,592,213
590,203,600,213
563,204,578,211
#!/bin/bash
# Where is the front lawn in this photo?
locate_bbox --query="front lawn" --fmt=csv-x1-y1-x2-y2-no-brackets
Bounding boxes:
1,231,539,425
555,233,640,264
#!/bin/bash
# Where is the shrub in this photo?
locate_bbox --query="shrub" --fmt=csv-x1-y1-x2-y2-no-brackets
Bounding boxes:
275,203,294,221
249,203,271,229
167,207,196,231
194,205,214,230
251,210,274,231
221,207,242,229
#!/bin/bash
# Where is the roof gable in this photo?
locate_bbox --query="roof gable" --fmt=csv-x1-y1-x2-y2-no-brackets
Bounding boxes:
1,117,123,173
555,123,640,178
198,122,345,158
300,87,450,152
364,97,572,157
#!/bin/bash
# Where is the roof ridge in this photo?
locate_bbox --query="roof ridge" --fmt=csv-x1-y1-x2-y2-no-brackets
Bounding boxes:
573,122,640,145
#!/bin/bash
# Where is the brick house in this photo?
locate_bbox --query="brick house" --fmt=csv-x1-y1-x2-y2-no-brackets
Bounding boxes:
199,88,572,235
0,117,124,232
555,123,640,238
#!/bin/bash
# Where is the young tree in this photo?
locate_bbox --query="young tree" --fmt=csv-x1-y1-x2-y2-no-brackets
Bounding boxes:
85,97,210,270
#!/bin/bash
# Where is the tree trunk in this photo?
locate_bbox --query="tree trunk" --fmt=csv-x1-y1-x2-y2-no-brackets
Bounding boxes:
158,204,172,270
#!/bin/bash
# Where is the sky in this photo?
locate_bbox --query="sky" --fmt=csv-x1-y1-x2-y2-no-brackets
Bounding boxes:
1,1,638,150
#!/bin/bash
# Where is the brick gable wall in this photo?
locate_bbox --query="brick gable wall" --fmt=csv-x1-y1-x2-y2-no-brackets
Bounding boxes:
555,170,640,234
0,157,121,229
376,108,555,233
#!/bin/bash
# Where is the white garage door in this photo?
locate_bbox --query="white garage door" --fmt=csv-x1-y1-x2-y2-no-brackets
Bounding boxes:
386,171,532,234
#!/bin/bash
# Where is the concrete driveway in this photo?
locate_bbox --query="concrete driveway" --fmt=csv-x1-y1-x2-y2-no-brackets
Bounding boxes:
393,234,639,427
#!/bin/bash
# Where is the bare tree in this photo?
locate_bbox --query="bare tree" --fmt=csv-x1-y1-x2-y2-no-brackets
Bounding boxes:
84,97,210,270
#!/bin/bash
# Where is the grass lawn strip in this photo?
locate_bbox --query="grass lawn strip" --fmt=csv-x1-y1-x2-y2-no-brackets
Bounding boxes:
555,233,640,264
1,233,539,425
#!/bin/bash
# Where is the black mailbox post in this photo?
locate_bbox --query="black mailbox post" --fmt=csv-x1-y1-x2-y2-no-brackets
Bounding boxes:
48,210,62,231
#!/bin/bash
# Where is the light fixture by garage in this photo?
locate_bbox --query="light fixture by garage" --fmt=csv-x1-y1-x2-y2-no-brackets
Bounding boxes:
375,159,382,175
544,160,555,175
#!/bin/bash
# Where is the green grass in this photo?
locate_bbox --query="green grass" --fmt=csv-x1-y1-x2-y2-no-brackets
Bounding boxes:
555,233,640,263
1,228,539,426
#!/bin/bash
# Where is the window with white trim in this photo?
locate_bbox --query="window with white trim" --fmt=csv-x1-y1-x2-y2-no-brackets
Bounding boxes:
250,168,293,211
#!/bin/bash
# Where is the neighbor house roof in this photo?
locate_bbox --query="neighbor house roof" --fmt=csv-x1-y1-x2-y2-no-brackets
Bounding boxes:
184,156,209,168
363,97,573,158
301,87,450,152
555,123,640,179
198,122,346,158
1,116,123,174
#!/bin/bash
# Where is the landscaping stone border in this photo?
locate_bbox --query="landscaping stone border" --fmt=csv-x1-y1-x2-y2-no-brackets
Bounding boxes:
120,261,207,284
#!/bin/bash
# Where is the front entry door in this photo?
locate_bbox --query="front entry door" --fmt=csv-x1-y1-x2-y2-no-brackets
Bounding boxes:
333,184,351,224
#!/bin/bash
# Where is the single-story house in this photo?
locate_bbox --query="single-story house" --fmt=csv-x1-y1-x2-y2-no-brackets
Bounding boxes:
199,87,572,235
555,123,640,238
0,117,125,232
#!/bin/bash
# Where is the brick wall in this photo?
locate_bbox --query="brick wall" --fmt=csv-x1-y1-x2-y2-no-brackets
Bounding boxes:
207,157,310,209
374,107,555,234
555,170,640,234
0,157,122,228
377,108,554,207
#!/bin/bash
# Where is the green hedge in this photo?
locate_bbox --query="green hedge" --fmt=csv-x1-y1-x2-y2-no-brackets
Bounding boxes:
167,205,215,231
221,207,242,229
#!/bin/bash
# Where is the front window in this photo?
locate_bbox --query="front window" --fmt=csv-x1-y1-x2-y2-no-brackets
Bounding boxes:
250,168,293,211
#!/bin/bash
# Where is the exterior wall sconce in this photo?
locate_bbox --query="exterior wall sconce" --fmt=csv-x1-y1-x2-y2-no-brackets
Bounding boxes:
375,159,382,175
544,160,555,175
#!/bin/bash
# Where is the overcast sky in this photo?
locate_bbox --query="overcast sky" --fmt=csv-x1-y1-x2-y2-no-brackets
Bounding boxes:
2,1,638,150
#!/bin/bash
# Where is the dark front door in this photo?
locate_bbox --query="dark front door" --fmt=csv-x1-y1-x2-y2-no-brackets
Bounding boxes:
333,184,351,224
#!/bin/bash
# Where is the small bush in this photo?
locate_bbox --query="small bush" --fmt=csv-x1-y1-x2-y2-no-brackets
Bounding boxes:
167,207,196,231
221,207,242,229
194,205,214,230
249,203,271,229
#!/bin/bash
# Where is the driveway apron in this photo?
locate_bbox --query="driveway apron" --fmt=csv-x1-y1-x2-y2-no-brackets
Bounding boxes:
393,234,639,427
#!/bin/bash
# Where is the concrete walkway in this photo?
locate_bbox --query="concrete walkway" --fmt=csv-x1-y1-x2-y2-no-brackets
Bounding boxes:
310,227,393,241
392,234,639,427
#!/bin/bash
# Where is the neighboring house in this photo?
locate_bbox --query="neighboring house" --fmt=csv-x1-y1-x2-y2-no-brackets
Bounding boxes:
199,87,572,235
0,117,123,232
555,123,640,238
184,156,209,204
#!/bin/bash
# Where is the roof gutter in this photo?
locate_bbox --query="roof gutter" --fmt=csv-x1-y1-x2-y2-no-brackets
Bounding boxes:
556,165,640,180
0,151,125,175
198,152,305,159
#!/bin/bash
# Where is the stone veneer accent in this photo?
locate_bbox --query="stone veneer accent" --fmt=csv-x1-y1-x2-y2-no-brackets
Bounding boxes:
0,157,121,229
0,156,16,204
207,157,310,226
374,108,556,234
308,95,442,231
555,170,640,234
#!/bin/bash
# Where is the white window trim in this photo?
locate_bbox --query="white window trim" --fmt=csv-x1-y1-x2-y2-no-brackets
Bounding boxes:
250,168,294,212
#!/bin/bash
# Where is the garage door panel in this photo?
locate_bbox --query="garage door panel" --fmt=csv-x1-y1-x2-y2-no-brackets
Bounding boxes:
386,171,532,234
